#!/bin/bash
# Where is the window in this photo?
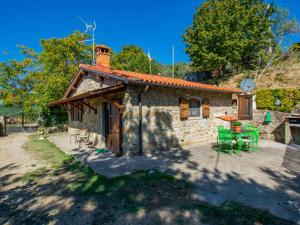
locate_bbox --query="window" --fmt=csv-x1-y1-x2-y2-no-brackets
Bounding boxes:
70,102,83,122
188,99,200,117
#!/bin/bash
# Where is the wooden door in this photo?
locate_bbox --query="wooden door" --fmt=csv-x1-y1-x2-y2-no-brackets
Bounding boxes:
238,95,253,120
105,102,122,155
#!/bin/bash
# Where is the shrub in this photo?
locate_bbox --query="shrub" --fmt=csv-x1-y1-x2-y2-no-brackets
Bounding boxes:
233,121,242,126
255,88,300,112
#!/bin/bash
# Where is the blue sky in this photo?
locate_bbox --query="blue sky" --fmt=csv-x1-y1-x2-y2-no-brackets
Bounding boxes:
0,0,299,64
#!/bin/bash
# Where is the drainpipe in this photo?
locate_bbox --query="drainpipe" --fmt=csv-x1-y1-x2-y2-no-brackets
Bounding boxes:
138,85,150,156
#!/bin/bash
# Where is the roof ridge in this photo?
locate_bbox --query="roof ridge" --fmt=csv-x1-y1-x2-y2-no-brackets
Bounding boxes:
79,64,241,93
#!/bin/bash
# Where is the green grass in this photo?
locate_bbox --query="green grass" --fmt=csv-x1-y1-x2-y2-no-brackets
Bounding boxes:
20,134,296,225
24,135,71,167
20,167,49,183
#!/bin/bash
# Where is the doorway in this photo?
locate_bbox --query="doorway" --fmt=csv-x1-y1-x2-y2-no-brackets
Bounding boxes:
104,101,122,155
238,94,253,120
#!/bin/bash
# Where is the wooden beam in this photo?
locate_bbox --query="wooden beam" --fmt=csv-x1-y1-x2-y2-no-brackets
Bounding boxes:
50,84,126,106
68,102,84,112
80,100,97,114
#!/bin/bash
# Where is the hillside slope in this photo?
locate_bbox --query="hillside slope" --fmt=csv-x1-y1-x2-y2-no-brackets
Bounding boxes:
219,61,300,90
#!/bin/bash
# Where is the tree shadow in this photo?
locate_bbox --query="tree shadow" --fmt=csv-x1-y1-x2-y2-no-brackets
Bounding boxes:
1,154,298,225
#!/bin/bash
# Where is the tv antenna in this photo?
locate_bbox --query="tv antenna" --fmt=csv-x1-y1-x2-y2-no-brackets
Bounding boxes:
240,79,255,94
78,16,97,65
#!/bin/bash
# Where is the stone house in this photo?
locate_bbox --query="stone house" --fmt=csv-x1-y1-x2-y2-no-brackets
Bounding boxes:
51,45,241,156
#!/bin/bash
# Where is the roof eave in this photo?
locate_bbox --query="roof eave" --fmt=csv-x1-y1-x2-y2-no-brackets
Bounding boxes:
81,67,129,84
50,84,127,106
127,80,242,94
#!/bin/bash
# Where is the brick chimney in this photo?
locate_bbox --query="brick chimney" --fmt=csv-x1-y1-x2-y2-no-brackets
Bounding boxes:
95,45,110,68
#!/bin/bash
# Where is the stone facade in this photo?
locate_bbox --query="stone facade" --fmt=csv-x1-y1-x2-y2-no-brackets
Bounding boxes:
68,74,121,147
251,110,289,143
122,86,232,155
68,72,234,155
74,74,118,96
68,98,105,147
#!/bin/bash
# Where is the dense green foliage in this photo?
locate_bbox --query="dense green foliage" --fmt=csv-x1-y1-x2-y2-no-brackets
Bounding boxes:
0,32,191,125
0,105,22,116
184,0,274,73
256,89,300,112
184,0,298,78
111,45,159,74
24,32,91,115
0,32,91,120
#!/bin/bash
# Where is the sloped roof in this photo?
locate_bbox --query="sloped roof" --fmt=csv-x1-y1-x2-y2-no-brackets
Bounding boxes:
79,64,241,94
50,84,126,106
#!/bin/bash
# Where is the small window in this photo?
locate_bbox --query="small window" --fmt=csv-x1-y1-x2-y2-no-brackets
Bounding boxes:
70,102,83,122
189,99,200,117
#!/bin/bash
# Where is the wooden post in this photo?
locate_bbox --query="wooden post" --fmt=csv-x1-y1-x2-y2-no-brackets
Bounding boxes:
21,112,24,128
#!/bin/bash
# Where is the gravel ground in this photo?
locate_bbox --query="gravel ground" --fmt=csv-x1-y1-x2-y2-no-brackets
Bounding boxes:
0,133,43,188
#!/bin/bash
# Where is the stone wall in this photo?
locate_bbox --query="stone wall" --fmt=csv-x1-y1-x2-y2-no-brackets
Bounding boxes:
68,98,105,147
68,80,234,155
122,85,233,155
73,74,119,96
250,110,289,143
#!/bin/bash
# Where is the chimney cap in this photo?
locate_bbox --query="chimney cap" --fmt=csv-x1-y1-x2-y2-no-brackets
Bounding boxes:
95,45,111,50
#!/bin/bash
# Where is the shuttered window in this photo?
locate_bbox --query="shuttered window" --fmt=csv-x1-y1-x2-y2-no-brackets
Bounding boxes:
179,98,189,120
188,99,200,117
202,98,210,118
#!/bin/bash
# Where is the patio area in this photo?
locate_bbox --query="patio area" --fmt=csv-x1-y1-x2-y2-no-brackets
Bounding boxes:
49,132,300,223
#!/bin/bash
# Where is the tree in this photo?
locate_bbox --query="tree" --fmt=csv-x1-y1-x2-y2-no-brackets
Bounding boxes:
0,32,92,121
256,7,299,79
0,53,36,107
111,45,159,74
25,31,91,114
183,0,274,75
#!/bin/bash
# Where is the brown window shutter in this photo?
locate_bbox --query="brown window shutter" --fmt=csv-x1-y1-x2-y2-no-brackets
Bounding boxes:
202,98,210,118
179,98,189,120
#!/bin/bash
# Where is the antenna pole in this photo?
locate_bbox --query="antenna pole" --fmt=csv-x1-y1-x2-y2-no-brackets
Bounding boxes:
148,51,152,75
92,30,95,65
172,45,175,78
78,17,96,65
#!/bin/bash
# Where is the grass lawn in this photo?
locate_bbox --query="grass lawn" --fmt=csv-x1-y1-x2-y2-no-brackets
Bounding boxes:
4,135,295,225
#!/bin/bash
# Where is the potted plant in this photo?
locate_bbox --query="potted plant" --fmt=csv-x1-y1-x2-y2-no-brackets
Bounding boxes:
233,121,242,132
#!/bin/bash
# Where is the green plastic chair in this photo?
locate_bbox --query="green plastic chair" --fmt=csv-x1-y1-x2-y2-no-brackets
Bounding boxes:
217,125,225,132
252,127,260,150
217,125,225,143
241,132,256,152
217,129,235,154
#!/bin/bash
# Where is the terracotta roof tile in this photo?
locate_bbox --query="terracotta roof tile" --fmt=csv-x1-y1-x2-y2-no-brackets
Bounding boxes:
79,64,241,93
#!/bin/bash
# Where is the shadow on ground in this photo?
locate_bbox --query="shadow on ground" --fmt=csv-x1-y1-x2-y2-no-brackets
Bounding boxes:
0,152,298,225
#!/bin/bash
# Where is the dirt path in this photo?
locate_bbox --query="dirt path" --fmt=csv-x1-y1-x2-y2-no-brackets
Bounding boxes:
0,133,43,188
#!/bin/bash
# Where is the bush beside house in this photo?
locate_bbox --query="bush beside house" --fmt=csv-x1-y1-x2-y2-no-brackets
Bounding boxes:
256,89,300,112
